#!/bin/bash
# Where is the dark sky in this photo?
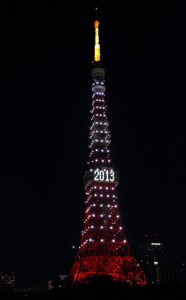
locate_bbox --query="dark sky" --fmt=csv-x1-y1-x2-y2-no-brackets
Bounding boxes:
0,1,185,288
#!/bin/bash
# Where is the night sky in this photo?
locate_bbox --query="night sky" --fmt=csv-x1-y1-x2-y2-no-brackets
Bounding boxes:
0,1,185,288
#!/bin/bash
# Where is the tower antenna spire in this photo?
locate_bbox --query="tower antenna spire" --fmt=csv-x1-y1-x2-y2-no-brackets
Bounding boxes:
94,7,101,62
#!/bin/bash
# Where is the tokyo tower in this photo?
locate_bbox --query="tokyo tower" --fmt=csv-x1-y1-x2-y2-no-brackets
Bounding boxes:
69,11,147,287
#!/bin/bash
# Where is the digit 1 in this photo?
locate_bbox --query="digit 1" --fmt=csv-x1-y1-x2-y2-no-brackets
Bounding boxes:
105,170,109,181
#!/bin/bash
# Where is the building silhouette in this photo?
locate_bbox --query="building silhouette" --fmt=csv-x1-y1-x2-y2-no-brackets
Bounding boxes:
68,10,146,287
139,233,186,286
139,233,166,285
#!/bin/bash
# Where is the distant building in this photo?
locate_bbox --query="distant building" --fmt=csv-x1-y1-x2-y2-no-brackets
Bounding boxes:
13,275,69,296
139,234,185,286
0,272,2,289
161,262,186,286
0,271,15,289
139,233,166,285
48,274,69,290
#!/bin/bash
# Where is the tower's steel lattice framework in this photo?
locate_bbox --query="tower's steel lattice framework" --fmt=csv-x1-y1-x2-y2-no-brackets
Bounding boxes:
69,14,146,287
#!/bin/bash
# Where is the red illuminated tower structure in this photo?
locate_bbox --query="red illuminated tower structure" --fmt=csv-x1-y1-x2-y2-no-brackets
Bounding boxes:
69,12,146,287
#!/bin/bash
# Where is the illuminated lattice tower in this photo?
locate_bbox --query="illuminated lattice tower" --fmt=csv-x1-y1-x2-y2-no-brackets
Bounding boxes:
69,13,146,287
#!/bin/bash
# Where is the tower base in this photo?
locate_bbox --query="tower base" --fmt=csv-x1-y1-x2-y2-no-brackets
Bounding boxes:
69,255,146,287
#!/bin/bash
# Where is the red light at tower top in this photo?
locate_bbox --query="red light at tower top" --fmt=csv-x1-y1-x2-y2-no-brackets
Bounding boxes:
68,12,147,287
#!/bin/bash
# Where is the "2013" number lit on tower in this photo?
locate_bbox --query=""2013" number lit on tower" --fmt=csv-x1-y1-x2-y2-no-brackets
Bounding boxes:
94,169,115,182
